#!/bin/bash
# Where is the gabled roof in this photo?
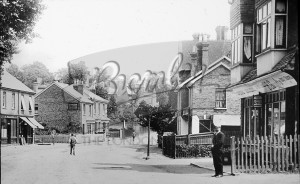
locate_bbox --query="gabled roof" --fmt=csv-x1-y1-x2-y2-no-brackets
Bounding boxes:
35,82,93,104
175,56,231,91
228,46,298,89
1,70,35,94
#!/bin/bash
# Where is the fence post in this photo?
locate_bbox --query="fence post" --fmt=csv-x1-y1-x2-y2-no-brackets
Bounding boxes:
230,136,236,176
162,136,164,155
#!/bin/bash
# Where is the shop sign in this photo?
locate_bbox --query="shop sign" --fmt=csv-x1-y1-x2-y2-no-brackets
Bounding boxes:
233,72,297,98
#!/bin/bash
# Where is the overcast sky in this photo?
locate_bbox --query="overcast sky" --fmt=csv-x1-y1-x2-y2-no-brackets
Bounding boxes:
11,0,230,73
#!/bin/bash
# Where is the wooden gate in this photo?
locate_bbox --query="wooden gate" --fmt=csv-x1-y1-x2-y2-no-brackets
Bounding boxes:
230,135,300,173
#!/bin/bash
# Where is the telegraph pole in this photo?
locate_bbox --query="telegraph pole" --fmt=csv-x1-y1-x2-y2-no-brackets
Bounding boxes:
146,113,150,159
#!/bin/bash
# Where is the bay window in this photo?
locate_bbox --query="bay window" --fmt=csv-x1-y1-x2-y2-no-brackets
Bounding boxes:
256,0,287,54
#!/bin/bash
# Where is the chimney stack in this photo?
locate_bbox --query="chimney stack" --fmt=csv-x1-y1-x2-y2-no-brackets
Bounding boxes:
73,83,84,95
215,26,229,41
32,82,39,93
196,34,210,71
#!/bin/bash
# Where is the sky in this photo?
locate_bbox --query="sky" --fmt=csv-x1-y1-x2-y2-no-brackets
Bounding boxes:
10,0,230,75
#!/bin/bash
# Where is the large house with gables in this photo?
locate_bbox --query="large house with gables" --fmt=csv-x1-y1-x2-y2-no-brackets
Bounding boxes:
34,82,109,134
175,29,241,136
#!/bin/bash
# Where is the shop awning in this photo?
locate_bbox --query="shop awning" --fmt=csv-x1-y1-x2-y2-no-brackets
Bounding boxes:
213,115,241,127
20,117,37,129
28,118,44,129
231,71,297,98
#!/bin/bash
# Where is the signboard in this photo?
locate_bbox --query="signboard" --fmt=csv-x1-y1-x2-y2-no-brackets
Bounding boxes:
233,72,297,98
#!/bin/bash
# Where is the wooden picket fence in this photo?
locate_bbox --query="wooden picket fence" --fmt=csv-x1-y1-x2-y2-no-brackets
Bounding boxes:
230,135,300,173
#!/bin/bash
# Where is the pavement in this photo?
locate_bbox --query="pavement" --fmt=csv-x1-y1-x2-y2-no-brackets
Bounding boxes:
1,137,300,184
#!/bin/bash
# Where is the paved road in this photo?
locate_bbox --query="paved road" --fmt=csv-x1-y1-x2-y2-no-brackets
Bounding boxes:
1,139,299,184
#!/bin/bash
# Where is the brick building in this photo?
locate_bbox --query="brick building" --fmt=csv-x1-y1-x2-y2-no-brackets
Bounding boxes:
227,0,299,138
1,70,44,144
175,30,241,135
35,82,109,134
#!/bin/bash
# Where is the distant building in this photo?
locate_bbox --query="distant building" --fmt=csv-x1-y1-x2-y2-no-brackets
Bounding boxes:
1,70,44,144
34,82,109,134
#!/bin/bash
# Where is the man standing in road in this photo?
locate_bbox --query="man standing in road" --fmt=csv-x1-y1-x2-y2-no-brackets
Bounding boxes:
211,125,225,178
69,134,77,155
132,131,136,143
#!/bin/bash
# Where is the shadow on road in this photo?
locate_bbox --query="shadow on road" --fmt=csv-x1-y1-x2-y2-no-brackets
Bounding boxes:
91,163,214,174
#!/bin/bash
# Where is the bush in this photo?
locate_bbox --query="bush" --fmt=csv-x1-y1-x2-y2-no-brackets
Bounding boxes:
176,144,212,158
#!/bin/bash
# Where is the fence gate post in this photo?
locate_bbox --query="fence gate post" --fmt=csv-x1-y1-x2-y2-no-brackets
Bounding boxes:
230,136,236,176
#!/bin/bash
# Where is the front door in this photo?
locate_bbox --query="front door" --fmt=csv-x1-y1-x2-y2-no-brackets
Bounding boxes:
7,119,11,144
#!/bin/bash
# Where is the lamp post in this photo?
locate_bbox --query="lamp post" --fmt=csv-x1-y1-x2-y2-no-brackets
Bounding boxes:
146,113,150,159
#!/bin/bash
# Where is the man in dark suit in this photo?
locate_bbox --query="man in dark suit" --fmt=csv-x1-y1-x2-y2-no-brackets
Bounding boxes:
211,125,225,178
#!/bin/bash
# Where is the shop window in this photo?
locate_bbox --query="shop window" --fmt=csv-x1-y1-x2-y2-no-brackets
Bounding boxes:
68,103,79,110
11,120,17,137
1,119,7,138
2,91,6,109
215,89,226,108
265,90,286,137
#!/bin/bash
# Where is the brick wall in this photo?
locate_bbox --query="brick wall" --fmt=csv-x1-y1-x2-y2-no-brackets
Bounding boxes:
191,63,241,119
35,84,81,132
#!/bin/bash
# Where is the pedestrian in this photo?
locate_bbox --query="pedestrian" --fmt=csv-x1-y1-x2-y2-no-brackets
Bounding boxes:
51,130,56,145
132,131,136,142
69,134,77,155
211,125,225,178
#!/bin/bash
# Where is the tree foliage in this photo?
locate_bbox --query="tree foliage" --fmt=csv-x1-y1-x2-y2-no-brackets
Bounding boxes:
134,101,176,135
6,61,54,89
54,68,70,84
0,0,44,77
117,102,137,124
95,84,109,100
107,95,117,119
68,61,89,84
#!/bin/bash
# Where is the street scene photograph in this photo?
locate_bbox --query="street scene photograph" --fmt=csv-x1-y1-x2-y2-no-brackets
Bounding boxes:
0,0,299,184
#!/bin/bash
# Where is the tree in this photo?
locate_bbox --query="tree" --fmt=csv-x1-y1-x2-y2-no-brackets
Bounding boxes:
0,0,44,79
95,84,108,100
117,102,137,125
6,63,25,83
68,61,89,84
54,68,70,84
134,101,176,135
6,61,54,89
21,61,54,89
107,95,117,119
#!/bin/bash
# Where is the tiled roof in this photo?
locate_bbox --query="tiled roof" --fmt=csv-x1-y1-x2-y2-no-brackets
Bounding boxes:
83,89,108,103
1,70,34,94
179,40,231,71
233,46,297,87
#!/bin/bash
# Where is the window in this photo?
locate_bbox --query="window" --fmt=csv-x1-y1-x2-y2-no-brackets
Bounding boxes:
20,94,26,111
12,93,15,109
35,104,38,115
94,103,96,114
2,91,6,108
265,90,286,137
215,89,226,108
231,24,242,64
68,103,79,110
83,104,86,115
98,103,101,115
256,0,287,53
89,105,92,116
11,120,17,137
29,96,33,111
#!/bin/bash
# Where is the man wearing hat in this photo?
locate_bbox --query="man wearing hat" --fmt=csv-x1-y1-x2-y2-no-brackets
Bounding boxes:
211,125,225,178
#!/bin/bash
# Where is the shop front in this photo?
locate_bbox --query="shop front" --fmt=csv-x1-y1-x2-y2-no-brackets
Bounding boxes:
232,71,298,138
1,116,18,144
